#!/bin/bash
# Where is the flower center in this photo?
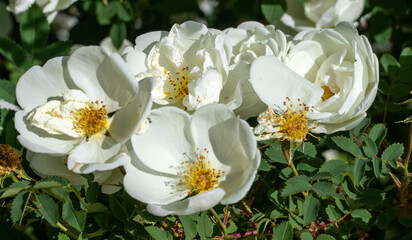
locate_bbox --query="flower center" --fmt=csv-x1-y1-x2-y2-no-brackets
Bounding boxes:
0,144,20,174
321,85,335,101
278,98,311,142
164,66,190,100
72,101,108,141
179,149,224,195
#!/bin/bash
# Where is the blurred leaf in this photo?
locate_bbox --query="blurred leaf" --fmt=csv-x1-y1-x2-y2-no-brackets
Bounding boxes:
303,195,319,225
381,53,400,78
399,47,412,66
335,198,350,214
37,194,58,227
257,217,270,234
259,158,271,171
34,41,72,66
318,160,347,176
0,80,16,105
145,226,173,240
98,1,118,24
179,215,197,240
109,196,128,222
381,143,404,168
361,188,385,207
86,180,99,204
390,84,410,101
1,181,31,198
19,3,49,54
0,36,31,72
117,4,132,22
332,136,362,158
317,234,336,240
110,22,126,49
272,221,292,240
281,176,312,197
342,176,358,199
353,117,370,136
351,209,371,224
87,202,109,213
62,202,86,232
354,158,367,186
399,217,412,227
198,212,213,239
368,124,387,148
326,205,341,221
369,11,392,44
261,0,287,23
10,190,29,224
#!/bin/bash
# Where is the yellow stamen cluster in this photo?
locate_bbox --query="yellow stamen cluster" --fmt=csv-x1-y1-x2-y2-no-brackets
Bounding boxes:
278,97,314,142
72,101,108,141
179,149,224,195
321,85,335,101
164,66,190,100
0,144,21,174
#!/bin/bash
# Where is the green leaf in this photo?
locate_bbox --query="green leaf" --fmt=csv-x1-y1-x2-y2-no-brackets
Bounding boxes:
326,205,341,221
19,3,49,54
362,135,378,157
296,142,317,158
98,1,118,22
381,143,404,168
198,212,213,239
86,181,99,204
399,47,412,66
33,41,72,66
0,36,31,71
354,158,367,186
0,80,16,104
1,181,31,198
34,179,64,189
11,190,29,223
372,157,382,178
367,124,387,144
332,136,362,157
361,188,385,207
259,158,271,171
257,218,270,234
62,202,86,232
381,53,400,77
318,159,347,176
109,196,128,222
317,234,336,240
351,209,372,224
179,215,197,240
117,4,132,22
265,142,287,164
335,198,350,214
110,22,126,49
302,195,319,225
58,233,71,240
342,176,358,199
145,226,173,240
281,176,312,197
37,194,58,227
312,181,339,197
261,0,287,23
353,117,370,136
272,222,292,240
301,232,313,240
87,202,109,213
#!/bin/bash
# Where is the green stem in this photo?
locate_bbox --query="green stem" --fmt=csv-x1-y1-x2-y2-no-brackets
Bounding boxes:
160,220,180,238
19,190,32,225
57,222,78,239
210,208,227,239
404,122,412,176
242,200,253,216
281,142,299,176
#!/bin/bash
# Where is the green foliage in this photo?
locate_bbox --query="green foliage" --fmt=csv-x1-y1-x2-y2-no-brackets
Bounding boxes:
272,222,292,240
261,0,287,23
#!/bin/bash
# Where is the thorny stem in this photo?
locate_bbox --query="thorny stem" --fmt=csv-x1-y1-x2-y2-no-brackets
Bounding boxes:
404,122,412,176
210,208,227,239
242,200,253,216
281,142,299,177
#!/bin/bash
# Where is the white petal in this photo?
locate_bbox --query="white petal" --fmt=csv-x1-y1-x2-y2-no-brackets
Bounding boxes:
15,110,81,154
147,188,225,216
109,77,155,143
250,56,323,109
134,31,168,53
16,56,73,111
124,161,185,205
130,107,194,175
122,50,148,76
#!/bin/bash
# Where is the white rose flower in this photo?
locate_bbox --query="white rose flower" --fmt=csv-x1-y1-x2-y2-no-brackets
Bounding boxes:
15,46,155,174
250,22,378,134
123,21,240,112
124,104,260,216
7,0,77,23
281,0,365,31
224,21,291,118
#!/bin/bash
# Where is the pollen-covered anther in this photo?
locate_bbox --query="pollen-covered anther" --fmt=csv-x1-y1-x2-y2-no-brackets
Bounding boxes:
179,150,224,195
72,101,108,141
165,66,190,100
0,144,21,174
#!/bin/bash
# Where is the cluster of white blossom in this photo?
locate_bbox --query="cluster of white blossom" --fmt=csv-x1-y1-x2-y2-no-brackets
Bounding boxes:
14,9,377,215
